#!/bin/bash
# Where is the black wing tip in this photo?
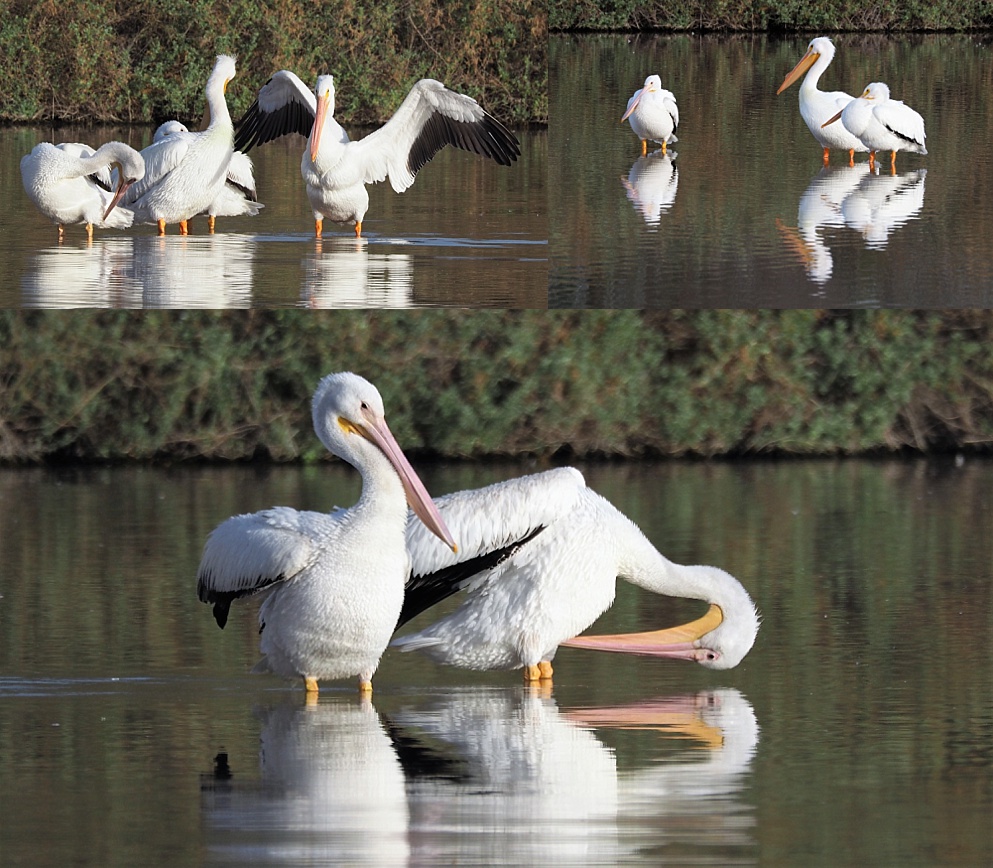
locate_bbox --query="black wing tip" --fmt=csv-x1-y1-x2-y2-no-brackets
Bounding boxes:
406,111,521,179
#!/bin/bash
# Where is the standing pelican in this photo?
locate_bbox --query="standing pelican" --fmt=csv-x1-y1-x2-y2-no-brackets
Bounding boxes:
148,120,263,232
776,36,868,166
822,82,927,172
621,75,679,156
233,72,520,237
20,141,145,241
392,468,759,681
126,55,237,235
196,372,457,694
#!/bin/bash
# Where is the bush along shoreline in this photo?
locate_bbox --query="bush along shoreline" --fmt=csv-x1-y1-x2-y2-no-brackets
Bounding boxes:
1,310,992,464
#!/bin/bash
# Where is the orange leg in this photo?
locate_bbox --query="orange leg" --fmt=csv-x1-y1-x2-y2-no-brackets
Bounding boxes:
58,225,65,243
157,219,167,236
179,219,189,236
848,149,855,167
354,220,362,238
524,664,542,682
358,679,373,694
538,661,554,680
85,223,94,242
890,150,898,173
207,215,216,233
868,150,877,171
304,676,319,694
315,217,323,238
640,139,647,156
822,147,830,166
661,140,667,155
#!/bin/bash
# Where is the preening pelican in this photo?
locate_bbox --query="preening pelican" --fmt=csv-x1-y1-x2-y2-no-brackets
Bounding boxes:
126,55,237,235
20,141,145,241
233,72,521,237
196,372,457,694
393,468,759,681
776,36,868,166
822,82,927,172
621,75,679,156
148,120,263,232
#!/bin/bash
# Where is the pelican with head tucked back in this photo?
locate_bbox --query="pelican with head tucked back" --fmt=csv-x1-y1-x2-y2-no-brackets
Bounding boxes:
147,120,263,232
621,75,679,156
196,372,457,695
20,141,145,241
822,82,927,173
125,55,237,235
776,36,868,166
233,71,521,237
393,468,759,681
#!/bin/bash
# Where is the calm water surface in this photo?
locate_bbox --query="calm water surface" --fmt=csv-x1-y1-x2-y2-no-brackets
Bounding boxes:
550,34,993,307
1,459,990,865
0,126,546,308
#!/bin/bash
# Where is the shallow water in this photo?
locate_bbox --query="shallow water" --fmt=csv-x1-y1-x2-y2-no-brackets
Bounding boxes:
1,126,547,308
550,34,993,307
1,459,991,865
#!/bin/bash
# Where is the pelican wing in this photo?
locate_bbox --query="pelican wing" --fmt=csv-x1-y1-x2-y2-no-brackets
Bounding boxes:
349,79,520,193
233,70,317,152
660,90,679,129
122,133,195,204
196,506,337,628
876,99,926,149
224,150,258,199
400,467,586,626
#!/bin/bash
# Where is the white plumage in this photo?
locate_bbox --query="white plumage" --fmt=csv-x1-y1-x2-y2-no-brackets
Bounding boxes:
621,75,679,156
776,36,868,165
824,81,927,172
233,71,520,237
20,140,145,241
196,372,456,694
146,120,263,231
126,55,238,234
394,468,759,680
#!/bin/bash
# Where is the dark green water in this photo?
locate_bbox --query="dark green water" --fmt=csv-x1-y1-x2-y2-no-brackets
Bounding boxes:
1,459,990,865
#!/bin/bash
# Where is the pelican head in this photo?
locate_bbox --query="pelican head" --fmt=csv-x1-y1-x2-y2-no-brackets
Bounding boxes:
312,372,457,552
861,81,890,101
777,35,836,95
621,74,662,122
211,54,237,94
310,74,336,163
563,566,760,670
153,120,189,143
99,142,145,221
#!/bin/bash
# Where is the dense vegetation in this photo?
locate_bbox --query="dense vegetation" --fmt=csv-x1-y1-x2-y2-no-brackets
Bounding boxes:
550,1,993,32
1,310,991,463
0,0,545,125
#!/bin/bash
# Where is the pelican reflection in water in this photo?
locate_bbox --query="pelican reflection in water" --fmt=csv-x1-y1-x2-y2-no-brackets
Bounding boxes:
302,237,413,308
622,151,678,227
778,165,927,283
200,688,759,864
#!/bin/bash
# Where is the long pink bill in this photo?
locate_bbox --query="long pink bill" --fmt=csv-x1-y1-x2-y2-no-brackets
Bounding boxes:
776,49,818,95
358,410,458,552
310,92,330,163
620,92,643,123
821,110,844,129
102,174,135,222
562,602,723,661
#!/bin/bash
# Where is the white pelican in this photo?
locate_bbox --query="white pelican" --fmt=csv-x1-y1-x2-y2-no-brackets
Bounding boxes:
233,72,521,237
20,141,144,241
822,82,927,172
776,36,868,166
621,75,679,156
126,55,237,235
147,120,263,232
196,372,457,694
393,467,759,681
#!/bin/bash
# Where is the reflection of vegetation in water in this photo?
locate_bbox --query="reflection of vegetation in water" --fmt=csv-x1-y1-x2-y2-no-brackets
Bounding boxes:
1,310,992,461
550,1,993,32
0,0,545,124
